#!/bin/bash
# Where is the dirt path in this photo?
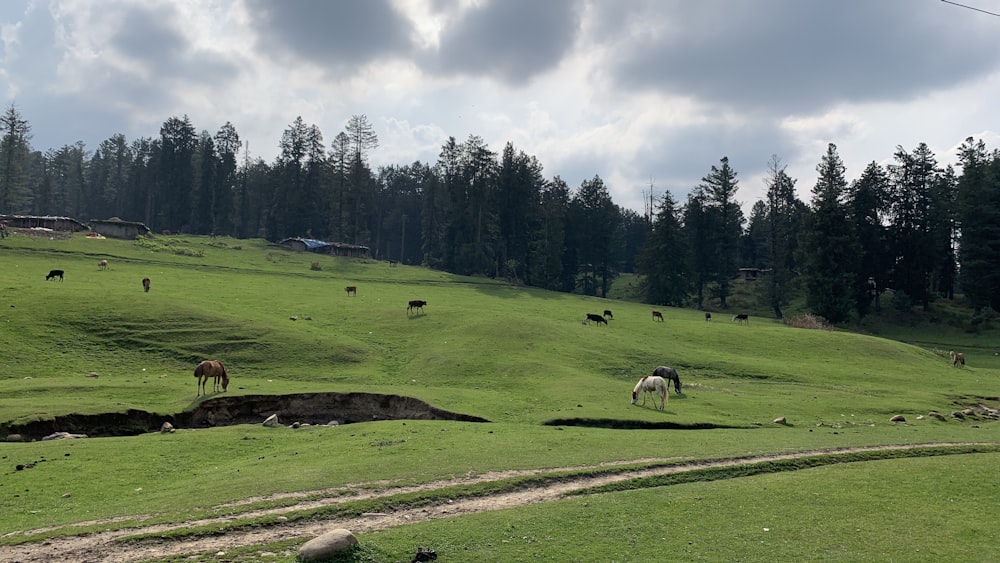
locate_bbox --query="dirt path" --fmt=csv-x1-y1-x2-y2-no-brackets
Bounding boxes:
0,443,984,563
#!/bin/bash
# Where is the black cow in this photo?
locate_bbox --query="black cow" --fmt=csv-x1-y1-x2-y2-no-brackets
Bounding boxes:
603,309,613,320
46,269,64,281
407,300,427,314
585,313,608,326
733,313,749,325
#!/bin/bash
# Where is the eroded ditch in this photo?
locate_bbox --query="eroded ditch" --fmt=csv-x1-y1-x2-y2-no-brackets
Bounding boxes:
1,392,491,441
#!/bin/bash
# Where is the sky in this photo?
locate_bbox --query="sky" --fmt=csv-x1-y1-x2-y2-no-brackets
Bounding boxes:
1,0,998,216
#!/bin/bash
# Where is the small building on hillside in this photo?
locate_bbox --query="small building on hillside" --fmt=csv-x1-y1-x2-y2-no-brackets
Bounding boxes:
89,218,151,239
279,237,330,253
328,242,370,258
0,214,89,232
739,268,770,281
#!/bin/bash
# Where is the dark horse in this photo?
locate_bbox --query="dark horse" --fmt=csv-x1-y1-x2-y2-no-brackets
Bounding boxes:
46,269,64,281
408,300,427,314
652,365,682,394
585,313,608,325
195,360,229,396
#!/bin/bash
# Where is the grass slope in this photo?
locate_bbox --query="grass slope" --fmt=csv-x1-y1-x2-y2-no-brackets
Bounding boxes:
1,232,998,560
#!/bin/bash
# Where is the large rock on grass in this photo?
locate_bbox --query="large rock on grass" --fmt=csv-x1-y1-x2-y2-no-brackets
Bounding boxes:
299,528,358,561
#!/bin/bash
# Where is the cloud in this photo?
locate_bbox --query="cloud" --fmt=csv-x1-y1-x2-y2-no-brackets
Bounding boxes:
426,0,582,86
246,0,413,73
601,0,1000,115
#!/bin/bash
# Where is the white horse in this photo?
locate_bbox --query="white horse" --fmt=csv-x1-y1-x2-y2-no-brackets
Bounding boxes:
632,375,668,411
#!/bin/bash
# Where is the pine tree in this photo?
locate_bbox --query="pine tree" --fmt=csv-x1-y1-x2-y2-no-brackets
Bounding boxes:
798,143,858,323
638,191,689,305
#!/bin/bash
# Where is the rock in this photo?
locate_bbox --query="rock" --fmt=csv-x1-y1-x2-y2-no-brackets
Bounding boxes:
160,422,175,433
412,547,438,561
6,434,22,442
773,416,787,425
289,315,298,321
42,432,87,440
952,411,965,420
326,421,340,427
86,372,99,378
298,529,358,561
263,414,281,427
890,415,906,423
929,411,947,421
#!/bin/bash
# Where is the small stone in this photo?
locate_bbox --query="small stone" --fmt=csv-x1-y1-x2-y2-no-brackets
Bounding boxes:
890,415,905,423
773,416,787,425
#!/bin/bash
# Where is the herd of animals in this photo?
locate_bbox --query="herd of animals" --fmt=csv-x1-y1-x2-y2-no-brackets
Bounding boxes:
42,259,971,408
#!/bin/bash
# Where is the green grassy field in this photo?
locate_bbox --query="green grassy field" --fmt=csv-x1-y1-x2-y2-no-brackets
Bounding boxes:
1,231,998,562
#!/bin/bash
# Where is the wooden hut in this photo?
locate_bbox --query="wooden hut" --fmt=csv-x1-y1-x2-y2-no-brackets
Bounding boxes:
89,218,151,239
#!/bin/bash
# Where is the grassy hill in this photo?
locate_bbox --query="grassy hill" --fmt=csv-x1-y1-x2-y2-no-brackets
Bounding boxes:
1,231,998,562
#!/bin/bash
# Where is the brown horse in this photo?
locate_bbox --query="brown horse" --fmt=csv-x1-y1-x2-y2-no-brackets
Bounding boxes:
194,360,229,396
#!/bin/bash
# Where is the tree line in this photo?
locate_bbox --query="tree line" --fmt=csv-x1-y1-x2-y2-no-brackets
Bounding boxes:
2,102,999,320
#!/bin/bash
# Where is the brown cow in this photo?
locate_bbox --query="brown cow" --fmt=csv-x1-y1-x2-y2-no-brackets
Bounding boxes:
345,286,357,296
98,259,108,270
652,310,664,322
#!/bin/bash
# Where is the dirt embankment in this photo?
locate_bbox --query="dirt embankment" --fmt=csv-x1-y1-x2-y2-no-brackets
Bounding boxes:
2,392,491,441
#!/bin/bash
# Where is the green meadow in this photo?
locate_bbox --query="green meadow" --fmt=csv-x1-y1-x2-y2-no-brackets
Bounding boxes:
1,232,998,562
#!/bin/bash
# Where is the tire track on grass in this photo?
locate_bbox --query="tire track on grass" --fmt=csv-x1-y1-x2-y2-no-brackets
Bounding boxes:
1,442,993,563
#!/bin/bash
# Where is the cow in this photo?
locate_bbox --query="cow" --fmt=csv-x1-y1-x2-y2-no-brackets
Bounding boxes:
585,313,608,326
142,277,151,293
408,300,427,314
603,309,614,320
345,286,357,296
652,310,664,322
705,312,712,322
46,269,64,281
733,313,749,325
98,259,108,270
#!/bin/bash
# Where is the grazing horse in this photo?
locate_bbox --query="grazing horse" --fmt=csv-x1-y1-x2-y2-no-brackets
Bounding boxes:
950,350,966,367
408,300,427,314
585,313,608,325
733,313,749,325
652,365,682,394
345,286,357,296
705,312,712,322
603,309,614,320
142,277,151,292
652,310,664,322
46,269,64,281
98,259,108,270
194,360,229,396
632,375,668,410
